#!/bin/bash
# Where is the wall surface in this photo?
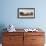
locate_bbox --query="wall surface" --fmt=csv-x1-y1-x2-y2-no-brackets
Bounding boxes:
0,0,46,29
0,0,46,43
0,0,46,30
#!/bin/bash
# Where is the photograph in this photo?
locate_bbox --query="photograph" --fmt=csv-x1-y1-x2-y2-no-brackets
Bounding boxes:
17,8,35,18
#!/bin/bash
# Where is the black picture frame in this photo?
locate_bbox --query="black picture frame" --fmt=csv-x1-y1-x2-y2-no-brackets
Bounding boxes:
17,8,35,19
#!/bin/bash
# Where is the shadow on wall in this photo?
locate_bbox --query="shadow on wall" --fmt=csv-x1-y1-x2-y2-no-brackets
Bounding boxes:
0,24,7,43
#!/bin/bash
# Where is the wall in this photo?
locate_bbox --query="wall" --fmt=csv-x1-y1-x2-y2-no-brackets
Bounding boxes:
0,0,46,43
0,0,46,30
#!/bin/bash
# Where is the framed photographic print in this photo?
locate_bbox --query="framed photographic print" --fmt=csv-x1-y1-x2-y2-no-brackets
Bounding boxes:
17,8,35,19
